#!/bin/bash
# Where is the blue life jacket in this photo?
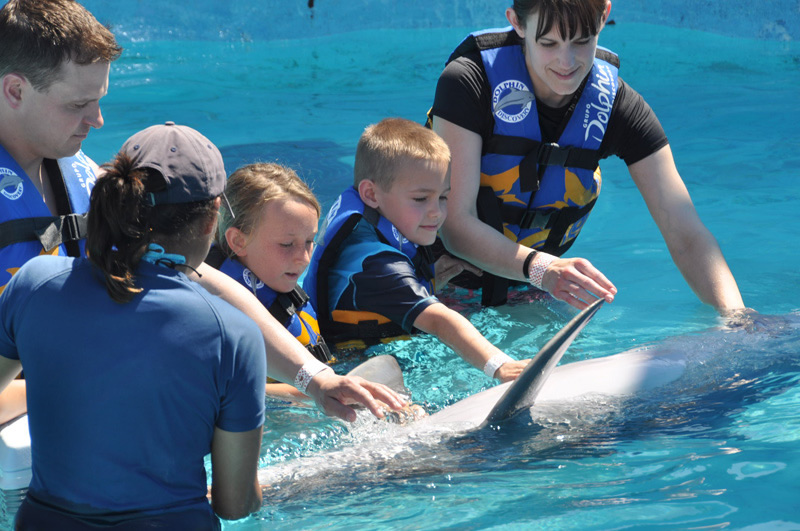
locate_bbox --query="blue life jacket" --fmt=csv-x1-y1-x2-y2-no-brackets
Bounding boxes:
217,255,332,363
440,27,619,305
0,145,95,294
303,186,435,340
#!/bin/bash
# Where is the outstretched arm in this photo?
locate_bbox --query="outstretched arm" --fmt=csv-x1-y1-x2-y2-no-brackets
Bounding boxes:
413,302,528,382
433,116,616,309
628,145,745,312
193,264,405,421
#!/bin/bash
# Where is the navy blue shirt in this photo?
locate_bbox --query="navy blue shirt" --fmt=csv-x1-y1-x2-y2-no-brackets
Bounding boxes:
0,256,266,517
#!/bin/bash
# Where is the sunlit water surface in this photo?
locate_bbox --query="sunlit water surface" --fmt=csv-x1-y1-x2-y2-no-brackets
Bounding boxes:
77,22,800,530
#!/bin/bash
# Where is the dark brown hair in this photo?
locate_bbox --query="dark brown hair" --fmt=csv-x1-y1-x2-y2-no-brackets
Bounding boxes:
86,153,217,303
512,0,608,40
0,0,122,90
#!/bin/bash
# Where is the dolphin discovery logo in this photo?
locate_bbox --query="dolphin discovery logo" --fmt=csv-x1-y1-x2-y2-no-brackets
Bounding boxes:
391,225,409,247
0,168,24,200
492,79,535,124
242,268,264,291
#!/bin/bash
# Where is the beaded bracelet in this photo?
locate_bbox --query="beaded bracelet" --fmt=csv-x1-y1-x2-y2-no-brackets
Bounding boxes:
293,360,332,393
527,251,556,290
483,353,514,379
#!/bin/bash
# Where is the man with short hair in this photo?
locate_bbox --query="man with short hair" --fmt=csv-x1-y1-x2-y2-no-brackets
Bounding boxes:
0,0,122,294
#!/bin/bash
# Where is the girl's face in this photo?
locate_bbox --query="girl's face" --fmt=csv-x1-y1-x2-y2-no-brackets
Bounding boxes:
508,8,603,107
235,197,319,294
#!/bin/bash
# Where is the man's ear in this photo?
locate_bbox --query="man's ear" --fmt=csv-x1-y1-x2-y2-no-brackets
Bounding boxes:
2,73,27,109
225,226,249,257
358,179,381,209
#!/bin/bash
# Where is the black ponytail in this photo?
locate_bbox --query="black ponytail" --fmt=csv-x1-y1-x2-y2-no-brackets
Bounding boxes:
87,153,218,303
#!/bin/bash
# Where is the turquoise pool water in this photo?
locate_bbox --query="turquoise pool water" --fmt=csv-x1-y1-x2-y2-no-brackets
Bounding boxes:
80,21,800,531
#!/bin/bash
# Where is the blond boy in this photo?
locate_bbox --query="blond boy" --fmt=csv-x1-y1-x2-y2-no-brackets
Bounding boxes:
305,118,529,382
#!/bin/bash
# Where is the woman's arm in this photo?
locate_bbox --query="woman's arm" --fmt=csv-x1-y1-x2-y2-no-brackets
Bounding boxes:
193,264,405,421
413,302,528,382
433,116,616,309
628,145,745,311
209,425,263,520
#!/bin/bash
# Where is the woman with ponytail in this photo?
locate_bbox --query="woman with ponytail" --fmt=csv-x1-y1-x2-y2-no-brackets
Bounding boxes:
0,122,266,529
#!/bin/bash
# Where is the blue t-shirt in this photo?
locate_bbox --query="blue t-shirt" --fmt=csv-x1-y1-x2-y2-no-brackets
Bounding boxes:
0,255,266,517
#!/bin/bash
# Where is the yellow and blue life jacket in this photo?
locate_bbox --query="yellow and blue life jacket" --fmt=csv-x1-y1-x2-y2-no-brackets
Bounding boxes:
303,186,435,341
217,255,332,363
0,145,95,294
444,27,619,305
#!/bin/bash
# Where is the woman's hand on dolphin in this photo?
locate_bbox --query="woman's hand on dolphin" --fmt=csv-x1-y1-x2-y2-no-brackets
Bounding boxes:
434,255,482,292
542,257,616,310
304,371,407,423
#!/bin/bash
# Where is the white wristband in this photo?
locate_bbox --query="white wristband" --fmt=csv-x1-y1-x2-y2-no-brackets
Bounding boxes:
527,252,556,290
483,353,514,379
293,360,332,393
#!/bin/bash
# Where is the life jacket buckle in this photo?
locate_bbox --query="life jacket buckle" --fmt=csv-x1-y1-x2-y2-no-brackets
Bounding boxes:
63,213,84,242
519,209,552,230
538,142,570,167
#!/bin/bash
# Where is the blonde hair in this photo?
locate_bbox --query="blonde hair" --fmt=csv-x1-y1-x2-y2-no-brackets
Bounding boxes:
354,117,450,190
217,162,321,256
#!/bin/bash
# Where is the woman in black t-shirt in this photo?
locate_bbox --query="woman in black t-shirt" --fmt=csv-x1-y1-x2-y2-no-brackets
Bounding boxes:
429,0,745,313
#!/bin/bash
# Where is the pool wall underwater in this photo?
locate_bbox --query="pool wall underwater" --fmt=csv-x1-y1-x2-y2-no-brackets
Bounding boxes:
78,0,800,42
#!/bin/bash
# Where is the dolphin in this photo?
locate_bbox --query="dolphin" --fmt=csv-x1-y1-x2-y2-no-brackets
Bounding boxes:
253,308,800,500
494,87,536,115
0,173,23,194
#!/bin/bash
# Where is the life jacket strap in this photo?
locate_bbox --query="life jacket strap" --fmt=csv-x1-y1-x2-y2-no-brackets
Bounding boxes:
0,213,88,253
306,338,333,363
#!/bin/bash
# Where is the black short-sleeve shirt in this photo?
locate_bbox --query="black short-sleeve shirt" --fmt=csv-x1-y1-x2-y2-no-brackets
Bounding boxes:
431,49,669,166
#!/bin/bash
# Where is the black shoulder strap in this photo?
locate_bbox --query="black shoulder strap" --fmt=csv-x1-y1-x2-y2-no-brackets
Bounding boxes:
595,47,620,68
44,158,83,257
447,28,520,65
267,286,309,324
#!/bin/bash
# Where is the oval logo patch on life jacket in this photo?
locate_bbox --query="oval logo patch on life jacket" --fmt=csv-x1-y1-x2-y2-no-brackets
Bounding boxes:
242,268,264,291
492,79,534,124
0,169,24,201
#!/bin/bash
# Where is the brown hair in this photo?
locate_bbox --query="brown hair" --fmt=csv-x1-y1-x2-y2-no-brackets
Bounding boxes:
86,153,218,303
354,117,450,190
216,162,321,256
512,0,608,40
0,0,122,90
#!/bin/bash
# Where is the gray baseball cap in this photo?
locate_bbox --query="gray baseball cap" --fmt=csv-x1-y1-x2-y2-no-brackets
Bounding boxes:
121,121,226,205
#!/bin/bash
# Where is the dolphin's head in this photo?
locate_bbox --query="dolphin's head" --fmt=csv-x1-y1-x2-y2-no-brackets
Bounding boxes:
0,174,23,193
494,88,536,115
